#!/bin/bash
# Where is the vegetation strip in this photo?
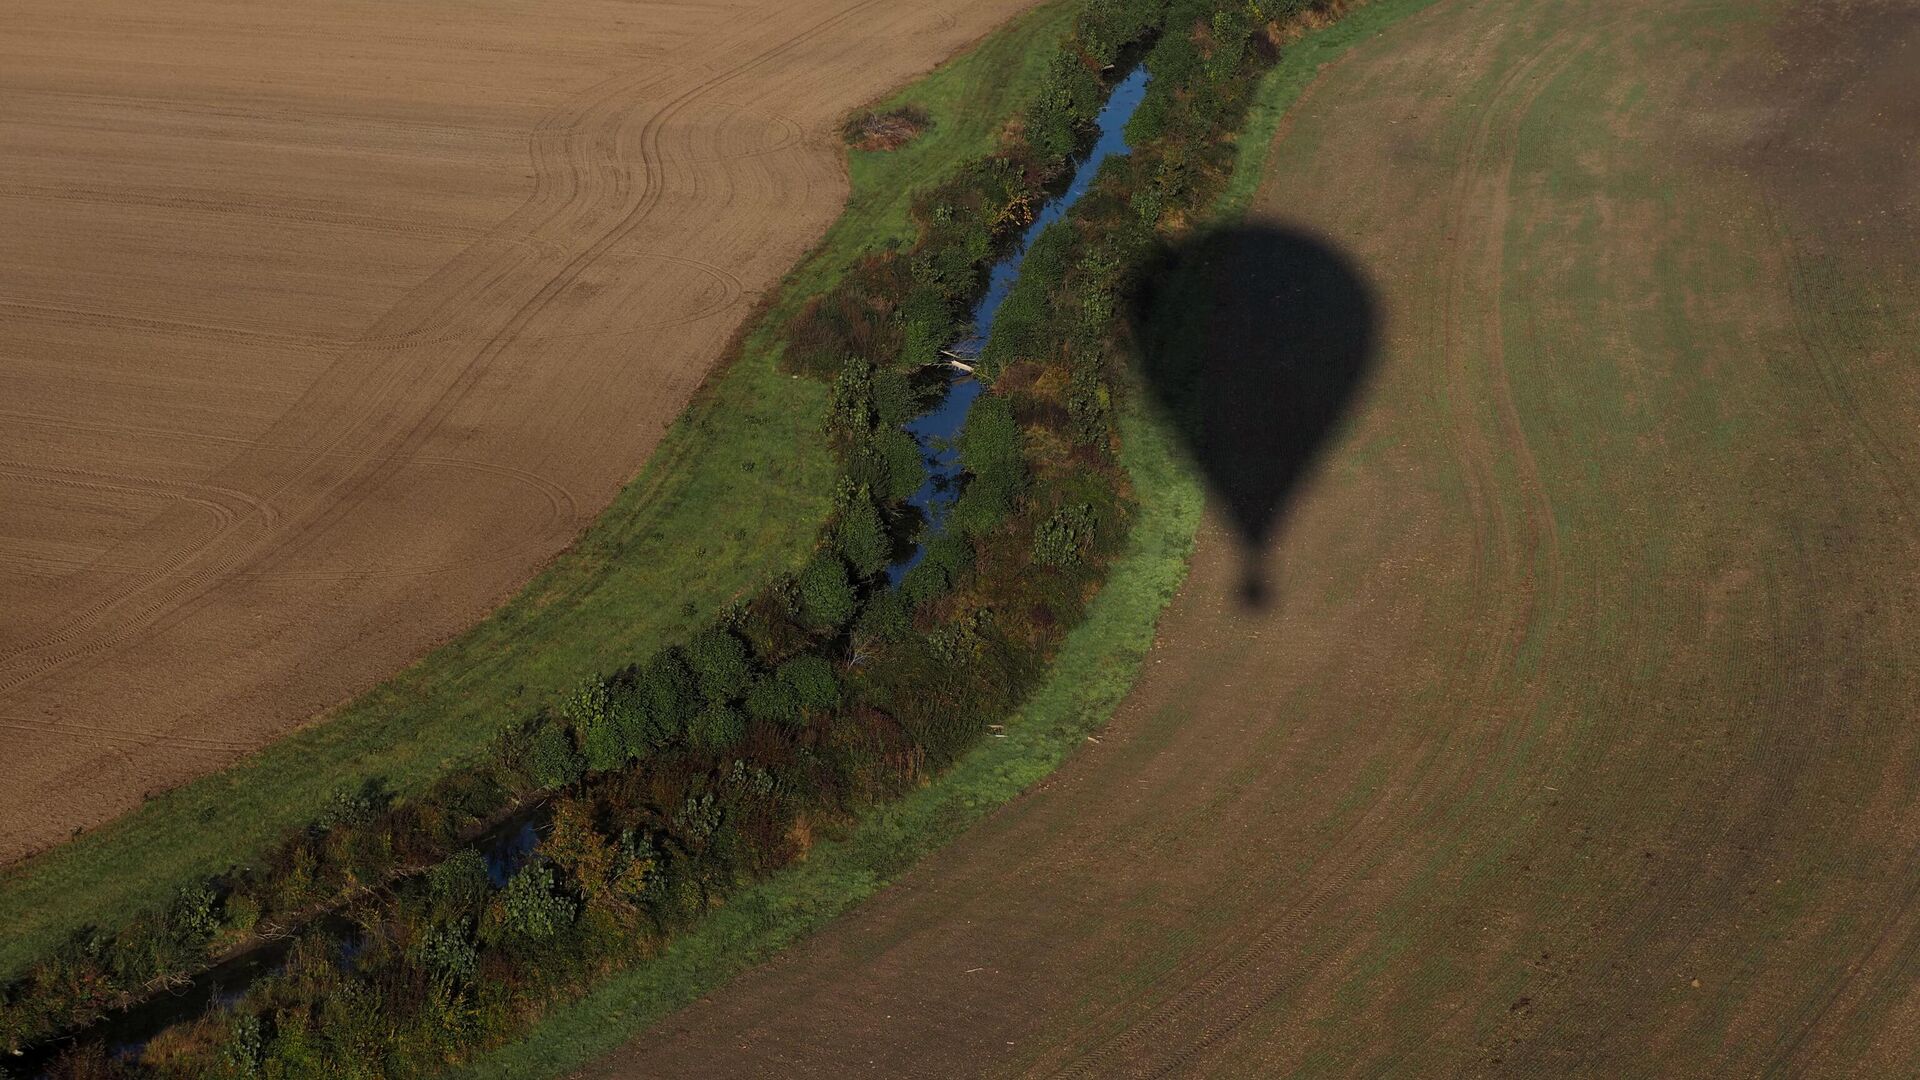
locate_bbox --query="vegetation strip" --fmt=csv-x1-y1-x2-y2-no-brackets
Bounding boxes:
0,2,1417,1076
0,1,1077,980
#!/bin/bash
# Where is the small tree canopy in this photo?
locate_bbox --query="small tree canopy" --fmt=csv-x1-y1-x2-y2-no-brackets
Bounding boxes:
685,629,752,704
797,554,858,629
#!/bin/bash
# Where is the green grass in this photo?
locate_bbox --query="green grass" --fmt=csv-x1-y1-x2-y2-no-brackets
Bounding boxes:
1221,0,1446,216
0,0,1080,980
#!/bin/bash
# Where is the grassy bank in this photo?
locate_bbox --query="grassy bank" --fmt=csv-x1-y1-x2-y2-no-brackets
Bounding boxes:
453,3,1446,1074
0,0,1077,979
1223,0,1445,213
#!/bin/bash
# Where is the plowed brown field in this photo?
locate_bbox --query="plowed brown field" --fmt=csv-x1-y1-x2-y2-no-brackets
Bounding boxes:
588,0,1920,1075
0,0,1041,861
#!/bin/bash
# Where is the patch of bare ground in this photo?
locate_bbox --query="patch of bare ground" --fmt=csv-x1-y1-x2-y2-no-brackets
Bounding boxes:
0,0,1039,861
581,0,1920,1075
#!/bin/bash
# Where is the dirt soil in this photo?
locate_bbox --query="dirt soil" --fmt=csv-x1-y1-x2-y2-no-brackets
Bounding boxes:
588,0,1920,1074
0,0,1039,861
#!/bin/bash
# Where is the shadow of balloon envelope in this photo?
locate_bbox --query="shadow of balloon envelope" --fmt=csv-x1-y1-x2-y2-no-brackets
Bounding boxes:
1129,223,1379,606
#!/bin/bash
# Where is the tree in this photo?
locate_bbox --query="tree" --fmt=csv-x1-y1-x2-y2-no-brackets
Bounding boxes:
779,654,841,713
685,628,752,704
949,395,1028,536
834,485,893,577
640,649,700,738
522,720,584,790
689,703,748,750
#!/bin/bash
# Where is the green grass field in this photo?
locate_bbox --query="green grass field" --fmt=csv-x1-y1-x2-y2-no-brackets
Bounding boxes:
0,0,1079,979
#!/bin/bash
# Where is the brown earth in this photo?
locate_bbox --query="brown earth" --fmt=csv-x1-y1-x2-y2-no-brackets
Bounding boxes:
589,0,1920,1075
0,0,1039,861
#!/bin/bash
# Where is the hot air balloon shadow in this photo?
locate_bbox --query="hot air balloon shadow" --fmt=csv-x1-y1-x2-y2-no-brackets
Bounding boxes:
1130,223,1379,607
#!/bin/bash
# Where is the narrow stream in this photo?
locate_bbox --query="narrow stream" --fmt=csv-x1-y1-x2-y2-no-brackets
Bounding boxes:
12,810,546,1076
887,64,1151,584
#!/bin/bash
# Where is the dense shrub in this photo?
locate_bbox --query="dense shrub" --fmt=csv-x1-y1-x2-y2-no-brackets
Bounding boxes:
684,629,751,704
796,555,858,629
690,704,748,750
980,223,1076,375
779,655,841,713
561,679,632,772
948,396,1028,536
517,720,585,791
639,649,701,736
832,486,893,576
1026,50,1104,162
484,864,576,944
427,850,489,913
739,654,839,731
1034,503,1100,567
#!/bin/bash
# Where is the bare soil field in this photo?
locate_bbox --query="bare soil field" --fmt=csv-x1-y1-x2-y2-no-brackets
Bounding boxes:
590,0,1920,1074
0,0,1037,861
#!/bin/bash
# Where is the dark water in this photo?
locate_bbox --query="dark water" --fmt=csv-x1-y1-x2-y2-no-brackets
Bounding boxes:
483,816,543,888
887,65,1152,584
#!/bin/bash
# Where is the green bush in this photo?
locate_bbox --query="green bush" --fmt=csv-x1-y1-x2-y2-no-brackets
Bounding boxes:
1034,503,1099,566
488,863,576,944
900,531,977,607
427,849,490,913
981,223,1075,374
833,486,893,576
685,629,752,704
560,679,634,772
640,649,701,736
676,793,724,849
827,355,876,439
217,1011,265,1077
1206,8,1252,83
779,655,841,712
412,921,479,983
1077,0,1165,65
744,676,801,727
1026,49,1103,163
689,703,748,750
948,395,1028,536
876,426,926,503
263,1018,325,1078
522,721,584,791
312,780,386,834
855,588,912,642
796,555,857,629
871,367,920,426
166,881,220,948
